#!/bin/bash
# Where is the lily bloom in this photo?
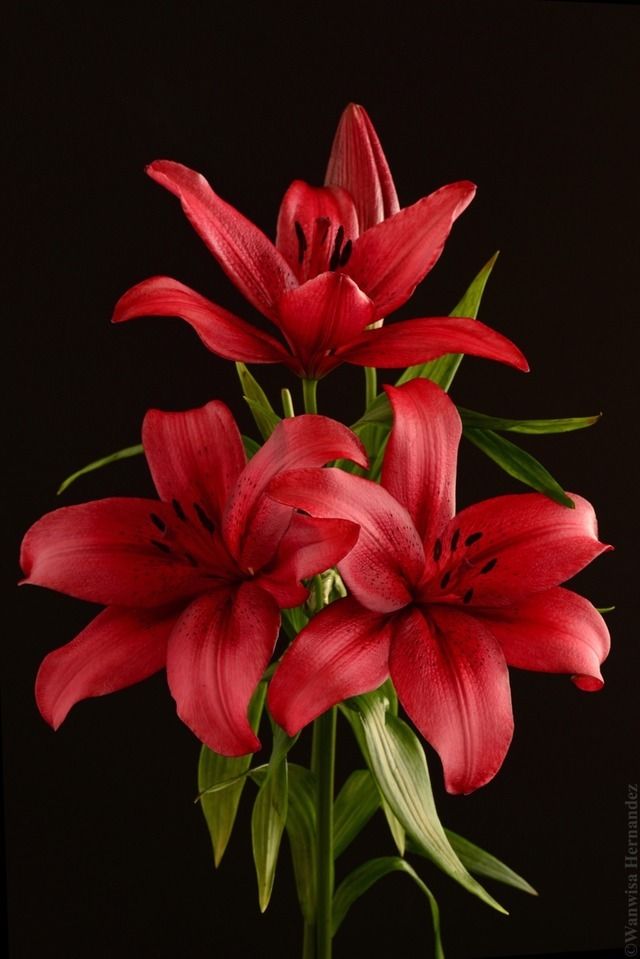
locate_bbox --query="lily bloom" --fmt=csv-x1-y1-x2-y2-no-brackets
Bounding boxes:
267,378,611,793
21,402,365,755
113,105,528,380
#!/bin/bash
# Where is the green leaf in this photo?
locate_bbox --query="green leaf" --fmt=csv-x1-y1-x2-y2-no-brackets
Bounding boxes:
459,408,601,435
236,362,281,440
332,857,443,958
343,689,506,913
464,427,574,508
57,444,144,495
197,683,267,866
444,830,537,896
284,764,318,923
396,250,499,392
333,770,380,858
349,253,499,445
251,757,288,912
597,606,615,614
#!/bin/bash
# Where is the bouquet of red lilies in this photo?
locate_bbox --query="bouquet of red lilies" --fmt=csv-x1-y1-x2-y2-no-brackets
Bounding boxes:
20,104,611,958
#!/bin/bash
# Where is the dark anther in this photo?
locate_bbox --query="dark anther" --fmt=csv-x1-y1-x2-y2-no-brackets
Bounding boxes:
172,499,187,521
193,502,216,534
481,558,497,574
294,221,307,264
451,529,460,551
440,571,451,589
183,552,199,567
151,539,172,555
329,225,345,271
433,538,442,562
463,588,474,604
465,531,483,547
339,238,352,266
150,513,166,532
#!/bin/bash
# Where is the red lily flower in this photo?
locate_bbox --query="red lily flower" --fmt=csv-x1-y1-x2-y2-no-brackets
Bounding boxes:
267,378,611,793
113,105,528,379
21,402,365,755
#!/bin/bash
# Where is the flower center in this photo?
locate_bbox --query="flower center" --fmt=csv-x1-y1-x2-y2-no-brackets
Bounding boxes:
417,527,498,606
147,499,239,582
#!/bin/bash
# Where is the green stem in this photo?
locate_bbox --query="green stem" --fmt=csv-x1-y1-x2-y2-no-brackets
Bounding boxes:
301,373,334,957
311,707,336,958
364,366,377,408
302,378,318,415
303,921,315,959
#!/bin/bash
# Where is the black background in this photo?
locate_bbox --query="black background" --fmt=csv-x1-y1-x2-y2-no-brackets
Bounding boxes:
4,2,638,957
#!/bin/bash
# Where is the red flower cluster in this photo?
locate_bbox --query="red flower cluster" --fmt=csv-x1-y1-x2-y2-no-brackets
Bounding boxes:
21,104,609,794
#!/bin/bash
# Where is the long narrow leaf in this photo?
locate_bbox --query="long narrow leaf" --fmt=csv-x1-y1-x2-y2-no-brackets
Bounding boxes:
57,444,144,495
252,763,318,922
459,408,601,434
333,770,380,858
344,690,506,913
198,683,267,866
332,856,443,959
464,427,574,507
236,362,281,439
445,830,537,896
395,250,499,392
251,758,288,912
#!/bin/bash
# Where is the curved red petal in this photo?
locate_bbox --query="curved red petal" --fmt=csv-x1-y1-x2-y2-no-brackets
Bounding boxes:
166,583,280,756
325,103,400,231
345,181,476,316
268,596,392,735
275,180,358,281
268,467,424,613
20,499,211,607
383,380,461,542
223,416,367,567
390,606,514,794
147,161,297,320
257,514,360,607
143,399,245,528
473,586,610,691
341,315,529,372
276,273,376,378
434,493,612,607
112,276,292,365
35,606,174,729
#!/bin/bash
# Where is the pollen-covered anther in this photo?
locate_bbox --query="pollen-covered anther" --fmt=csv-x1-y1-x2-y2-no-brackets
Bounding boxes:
329,226,345,271
172,499,187,522
294,221,307,264
150,513,166,533
465,531,483,547
480,558,497,574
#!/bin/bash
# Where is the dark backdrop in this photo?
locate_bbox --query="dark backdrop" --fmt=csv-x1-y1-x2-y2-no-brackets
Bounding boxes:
5,2,638,957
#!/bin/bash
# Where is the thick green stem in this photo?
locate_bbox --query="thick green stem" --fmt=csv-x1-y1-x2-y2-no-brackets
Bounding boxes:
311,707,336,958
301,373,334,957
303,921,315,959
364,366,377,409
302,378,318,415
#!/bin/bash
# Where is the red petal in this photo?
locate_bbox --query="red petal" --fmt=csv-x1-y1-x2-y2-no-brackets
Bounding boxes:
257,514,361,607
275,180,358,281
20,499,211,607
143,399,245,527
268,468,424,613
474,587,610,691
341,315,529,372
112,276,293,365
390,606,514,794
276,273,376,378
147,161,297,320
223,416,367,568
344,181,476,316
268,596,392,735
35,606,174,729
434,493,611,606
325,103,400,231
166,583,279,755
383,380,461,541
